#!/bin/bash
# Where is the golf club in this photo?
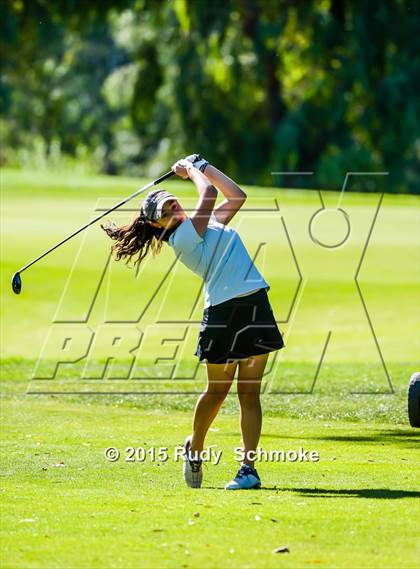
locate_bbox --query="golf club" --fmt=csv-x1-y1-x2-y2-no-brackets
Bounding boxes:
11,170,175,294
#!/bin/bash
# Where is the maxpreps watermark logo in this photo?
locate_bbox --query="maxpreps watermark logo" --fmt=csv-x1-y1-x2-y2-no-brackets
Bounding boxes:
29,173,393,395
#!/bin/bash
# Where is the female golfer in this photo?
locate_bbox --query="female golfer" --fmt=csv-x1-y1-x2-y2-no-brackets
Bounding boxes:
102,154,284,490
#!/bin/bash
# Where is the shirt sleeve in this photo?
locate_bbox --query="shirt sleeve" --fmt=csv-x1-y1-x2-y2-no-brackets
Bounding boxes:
169,218,203,254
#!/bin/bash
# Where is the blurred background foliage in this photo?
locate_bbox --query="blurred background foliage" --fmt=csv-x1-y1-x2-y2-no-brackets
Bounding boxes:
1,0,418,192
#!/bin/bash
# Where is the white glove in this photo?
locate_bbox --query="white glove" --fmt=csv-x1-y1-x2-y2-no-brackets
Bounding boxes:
184,153,209,173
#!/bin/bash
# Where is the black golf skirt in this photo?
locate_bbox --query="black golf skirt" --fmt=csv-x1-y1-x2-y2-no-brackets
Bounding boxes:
194,287,285,364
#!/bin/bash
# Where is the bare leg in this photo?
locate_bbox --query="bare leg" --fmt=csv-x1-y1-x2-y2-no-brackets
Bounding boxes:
190,360,237,453
237,353,269,468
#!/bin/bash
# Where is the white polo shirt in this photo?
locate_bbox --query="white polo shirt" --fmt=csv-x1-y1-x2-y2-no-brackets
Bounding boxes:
168,211,270,308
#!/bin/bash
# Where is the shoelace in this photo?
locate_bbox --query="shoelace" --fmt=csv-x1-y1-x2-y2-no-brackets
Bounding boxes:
190,460,202,473
183,439,203,472
236,466,255,479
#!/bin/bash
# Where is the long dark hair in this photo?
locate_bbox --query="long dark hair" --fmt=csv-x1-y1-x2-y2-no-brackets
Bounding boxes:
101,209,180,269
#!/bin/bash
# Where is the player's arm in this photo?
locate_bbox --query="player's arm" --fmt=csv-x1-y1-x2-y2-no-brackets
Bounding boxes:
204,164,247,225
171,160,217,237
185,155,247,225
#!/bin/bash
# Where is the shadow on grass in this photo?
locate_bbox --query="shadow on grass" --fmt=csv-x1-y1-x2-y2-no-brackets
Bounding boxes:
288,488,420,499
201,487,420,499
259,429,420,449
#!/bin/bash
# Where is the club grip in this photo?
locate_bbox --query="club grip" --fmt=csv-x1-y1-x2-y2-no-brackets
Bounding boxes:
154,170,175,185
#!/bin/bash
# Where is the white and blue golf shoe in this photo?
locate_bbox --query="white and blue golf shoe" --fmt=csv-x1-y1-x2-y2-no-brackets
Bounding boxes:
225,464,261,490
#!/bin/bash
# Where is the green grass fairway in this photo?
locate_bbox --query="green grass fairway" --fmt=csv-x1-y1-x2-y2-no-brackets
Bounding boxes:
1,169,419,568
1,397,419,569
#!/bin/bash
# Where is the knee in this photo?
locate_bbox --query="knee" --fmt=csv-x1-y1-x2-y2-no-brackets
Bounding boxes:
238,390,261,408
204,388,230,402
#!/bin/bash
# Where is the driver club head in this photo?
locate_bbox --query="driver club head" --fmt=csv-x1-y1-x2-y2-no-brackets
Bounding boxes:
12,272,22,294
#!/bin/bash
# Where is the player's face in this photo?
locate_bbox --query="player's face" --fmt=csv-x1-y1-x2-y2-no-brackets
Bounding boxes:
157,199,187,229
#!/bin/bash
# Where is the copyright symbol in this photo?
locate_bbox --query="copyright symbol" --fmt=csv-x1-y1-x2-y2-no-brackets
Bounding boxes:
104,447,120,462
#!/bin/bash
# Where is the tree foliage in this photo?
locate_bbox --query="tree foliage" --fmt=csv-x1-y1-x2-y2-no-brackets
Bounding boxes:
1,0,418,192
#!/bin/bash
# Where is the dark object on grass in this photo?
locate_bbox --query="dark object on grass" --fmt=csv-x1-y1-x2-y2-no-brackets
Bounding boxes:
10,170,175,295
408,372,420,427
273,546,290,554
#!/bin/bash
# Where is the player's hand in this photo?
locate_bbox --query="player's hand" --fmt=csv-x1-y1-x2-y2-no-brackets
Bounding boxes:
184,154,209,173
171,159,193,179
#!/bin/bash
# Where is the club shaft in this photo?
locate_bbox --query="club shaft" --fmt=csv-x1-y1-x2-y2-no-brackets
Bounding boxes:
17,170,174,274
